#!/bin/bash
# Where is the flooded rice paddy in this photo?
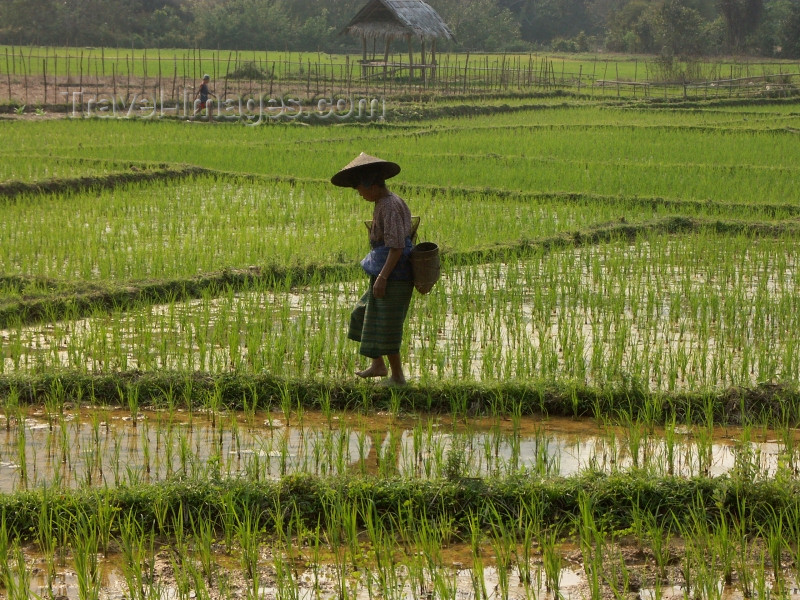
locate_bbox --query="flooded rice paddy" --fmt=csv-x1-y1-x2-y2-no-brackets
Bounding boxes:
2,400,798,600
16,537,800,600
2,236,799,599
1,407,797,492
16,546,799,600
2,235,798,391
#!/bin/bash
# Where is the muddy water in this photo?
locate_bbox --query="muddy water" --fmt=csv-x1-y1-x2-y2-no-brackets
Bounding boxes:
2,408,798,600
14,537,800,600
0,408,796,492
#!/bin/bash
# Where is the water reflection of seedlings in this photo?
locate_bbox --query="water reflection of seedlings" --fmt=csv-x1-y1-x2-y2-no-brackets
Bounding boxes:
622,412,646,469
695,423,714,476
3,388,18,432
1,408,797,493
16,410,27,487
44,378,66,430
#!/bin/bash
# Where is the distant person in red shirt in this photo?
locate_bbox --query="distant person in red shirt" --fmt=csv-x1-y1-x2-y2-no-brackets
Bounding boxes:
193,74,216,118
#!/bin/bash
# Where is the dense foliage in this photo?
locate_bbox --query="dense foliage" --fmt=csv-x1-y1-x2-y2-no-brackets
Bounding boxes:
2,473,798,541
1,0,799,57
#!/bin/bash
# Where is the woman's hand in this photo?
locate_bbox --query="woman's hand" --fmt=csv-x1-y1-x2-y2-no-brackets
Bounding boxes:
372,275,387,298
373,248,403,299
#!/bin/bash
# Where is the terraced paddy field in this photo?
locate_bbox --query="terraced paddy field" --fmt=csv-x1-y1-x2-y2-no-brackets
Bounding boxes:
1,95,800,600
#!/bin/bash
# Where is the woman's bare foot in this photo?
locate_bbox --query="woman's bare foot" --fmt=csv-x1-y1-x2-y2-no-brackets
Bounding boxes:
356,364,388,378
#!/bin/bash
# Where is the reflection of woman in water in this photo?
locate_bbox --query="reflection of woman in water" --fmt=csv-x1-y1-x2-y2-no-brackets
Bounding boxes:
331,153,414,387
193,74,216,117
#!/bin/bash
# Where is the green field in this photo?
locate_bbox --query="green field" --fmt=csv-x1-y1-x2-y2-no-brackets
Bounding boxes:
2,99,800,395
2,45,796,84
1,88,800,599
3,45,799,110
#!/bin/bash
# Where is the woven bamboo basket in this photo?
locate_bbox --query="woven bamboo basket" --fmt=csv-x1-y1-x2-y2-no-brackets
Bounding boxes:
410,242,440,294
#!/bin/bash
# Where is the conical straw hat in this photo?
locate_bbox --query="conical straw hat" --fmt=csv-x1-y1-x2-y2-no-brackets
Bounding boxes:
330,152,401,188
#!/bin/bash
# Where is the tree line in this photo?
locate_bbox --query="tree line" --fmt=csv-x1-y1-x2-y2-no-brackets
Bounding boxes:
1,0,798,58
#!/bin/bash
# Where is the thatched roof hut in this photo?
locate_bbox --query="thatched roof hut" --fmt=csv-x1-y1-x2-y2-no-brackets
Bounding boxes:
343,0,454,42
342,0,453,80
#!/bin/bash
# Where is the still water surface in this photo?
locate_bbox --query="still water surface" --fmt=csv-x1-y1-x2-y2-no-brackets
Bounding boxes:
0,407,794,492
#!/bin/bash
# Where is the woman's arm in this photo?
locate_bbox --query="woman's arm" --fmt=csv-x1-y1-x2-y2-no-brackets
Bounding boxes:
371,247,404,299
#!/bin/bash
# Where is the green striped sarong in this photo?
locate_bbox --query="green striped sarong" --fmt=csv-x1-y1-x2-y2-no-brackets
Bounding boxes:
348,278,414,358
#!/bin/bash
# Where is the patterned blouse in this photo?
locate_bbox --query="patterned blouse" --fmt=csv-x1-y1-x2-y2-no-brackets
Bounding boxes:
369,191,412,249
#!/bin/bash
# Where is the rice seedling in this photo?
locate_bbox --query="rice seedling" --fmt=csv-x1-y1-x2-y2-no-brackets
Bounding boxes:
540,525,564,597
169,551,194,600
1,388,19,433
189,511,217,586
515,500,542,589
787,500,800,588
711,512,736,586
236,505,262,582
488,503,516,599
364,505,394,598
578,528,604,598
430,566,459,600
43,377,65,429
119,513,157,600
603,543,631,600
642,512,673,583
468,517,489,600
188,562,213,600
0,512,10,590
35,490,59,595
752,549,772,600
3,541,31,600
273,543,301,600
763,508,787,594
74,508,102,600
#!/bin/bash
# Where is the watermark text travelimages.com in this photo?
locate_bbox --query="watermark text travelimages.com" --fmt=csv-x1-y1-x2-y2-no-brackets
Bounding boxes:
61,89,386,122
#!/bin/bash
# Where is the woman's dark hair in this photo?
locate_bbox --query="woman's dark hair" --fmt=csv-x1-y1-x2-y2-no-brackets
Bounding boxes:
353,166,386,189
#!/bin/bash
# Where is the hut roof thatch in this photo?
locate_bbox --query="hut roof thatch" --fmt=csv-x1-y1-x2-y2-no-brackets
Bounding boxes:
343,0,454,42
